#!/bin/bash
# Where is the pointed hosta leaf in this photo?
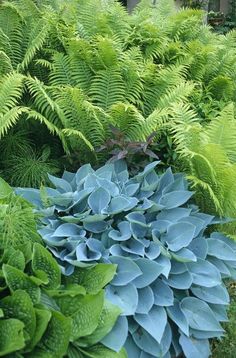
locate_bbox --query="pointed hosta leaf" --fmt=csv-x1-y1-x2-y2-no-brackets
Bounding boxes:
84,221,108,233
151,279,174,306
159,191,193,209
32,243,61,289
101,316,128,352
133,328,162,356
110,256,142,286
125,213,147,226
48,174,72,192
136,287,154,314
88,187,111,214
83,345,128,358
191,284,229,304
134,306,167,344
0,319,25,356
3,264,40,304
179,334,210,358
165,222,195,252
107,196,132,215
125,335,141,357
208,303,228,322
106,284,138,316
190,328,224,339
80,300,121,346
180,297,223,332
28,308,52,350
37,311,71,357
207,238,236,261
133,259,165,288
0,290,36,345
70,291,104,340
125,183,140,196
76,164,94,186
163,271,193,290
171,248,197,263
207,257,230,276
109,222,131,241
66,264,117,294
159,322,172,356
135,161,160,180
167,300,189,336
156,208,191,222
186,258,221,287
145,242,161,260
96,178,119,197
186,237,208,259
52,223,84,237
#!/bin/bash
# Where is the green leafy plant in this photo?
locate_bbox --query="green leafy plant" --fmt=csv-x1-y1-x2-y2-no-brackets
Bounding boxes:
0,177,125,358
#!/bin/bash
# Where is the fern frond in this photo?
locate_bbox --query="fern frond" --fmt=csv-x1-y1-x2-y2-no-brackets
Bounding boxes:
0,51,13,75
89,68,125,111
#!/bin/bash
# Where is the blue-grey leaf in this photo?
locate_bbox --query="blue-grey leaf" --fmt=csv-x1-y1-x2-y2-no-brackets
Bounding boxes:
134,306,167,344
151,279,174,307
159,191,193,209
180,297,223,332
165,222,195,252
110,256,142,286
109,222,131,241
101,316,128,352
133,259,165,288
207,238,236,261
167,300,189,336
106,284,138,316
88,187,111,214
179,334,210,358
187,258,221,287
191,284,229,304
163,271,193,289
136,287,154,314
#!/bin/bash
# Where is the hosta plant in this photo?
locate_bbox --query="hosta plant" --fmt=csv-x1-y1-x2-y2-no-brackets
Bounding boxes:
0,179,125,358
17,161,236,358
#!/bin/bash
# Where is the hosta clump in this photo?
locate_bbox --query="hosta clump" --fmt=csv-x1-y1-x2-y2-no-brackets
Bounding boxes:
17,161,236,358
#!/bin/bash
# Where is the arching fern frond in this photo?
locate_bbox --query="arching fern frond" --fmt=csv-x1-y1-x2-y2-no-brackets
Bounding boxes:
89,67,125,111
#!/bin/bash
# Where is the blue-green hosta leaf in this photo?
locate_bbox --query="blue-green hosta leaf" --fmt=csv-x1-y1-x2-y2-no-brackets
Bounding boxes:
134,306,167,344
84,174,100,190
179,334,210,358
106,284,138,316
207,257,231,276
70,291,104,340
135,161,160,181
136,287,154,314
15,188,42,207
186,258,221,287
170,261,187,274
80,300,121,346
125,335,141,358
156,208,191,222
207,238,236,261
3,264,40,304
187,237,208,259
177,216,205,237
101,316,128,352
163,271,193,290
110,256,142,286
0,319,25,356
159,191,193,209
171,248,197,263
190,328,224,339
210,232,236,250
96,178,120,197
151,279,174,307
125,213,147,226
208,304,228,322
48,174,72,193
191,284,229,304
164,222,195,252
107,196,132,214
32,243,61,289
180,297,223,332
145,242,161,260
132,328,162,356
166,300,189,336
81,214,107,223
124,183,140,196
159,323,172,357
109,222,131,241
83,221,108,233
76,239,104,262
52,224,84,237
76,164,94,186
133,259,165,288
88,187,111,214
155,255,171,278
121,239,146,256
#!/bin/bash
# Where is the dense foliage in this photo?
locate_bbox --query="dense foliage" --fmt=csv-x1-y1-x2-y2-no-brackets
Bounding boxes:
0,0,236,228
17,160,236,358
0,180,125,358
